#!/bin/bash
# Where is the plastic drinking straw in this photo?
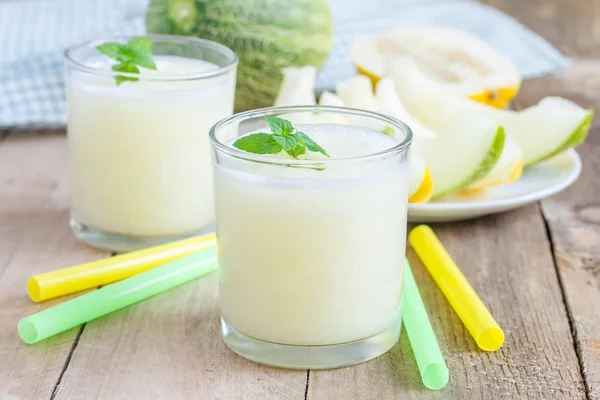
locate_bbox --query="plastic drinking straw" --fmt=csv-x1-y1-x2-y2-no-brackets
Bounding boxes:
18,247,218,344
27,233,216,302
402,259,449,390
408,225,504,351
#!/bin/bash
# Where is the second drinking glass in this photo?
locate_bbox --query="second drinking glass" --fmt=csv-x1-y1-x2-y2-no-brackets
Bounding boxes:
65,35,237,252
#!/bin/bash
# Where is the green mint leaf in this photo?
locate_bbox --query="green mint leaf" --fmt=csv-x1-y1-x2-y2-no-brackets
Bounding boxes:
233,133,282,154
265,117,294,136
97,38,157,85
273,134,299,151
296,131,329,157
112,63,140,85
127,37,152,54
286,144,306,159
116,47,156,70
96,43,123,60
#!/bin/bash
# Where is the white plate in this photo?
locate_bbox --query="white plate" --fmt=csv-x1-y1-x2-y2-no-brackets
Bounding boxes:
408,149,582,223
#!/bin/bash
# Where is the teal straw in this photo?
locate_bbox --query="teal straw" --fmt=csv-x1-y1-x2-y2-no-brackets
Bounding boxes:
402,259,449,390
19,247,217,344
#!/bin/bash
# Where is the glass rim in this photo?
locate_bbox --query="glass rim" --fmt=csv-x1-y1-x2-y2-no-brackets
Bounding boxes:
64,34,239,81
209,105,413,167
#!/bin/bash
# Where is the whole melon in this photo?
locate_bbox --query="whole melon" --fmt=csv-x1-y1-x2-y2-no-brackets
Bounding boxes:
146,0,333,111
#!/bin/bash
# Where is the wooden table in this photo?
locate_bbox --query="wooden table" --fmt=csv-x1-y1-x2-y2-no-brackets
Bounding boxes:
2,1,600,399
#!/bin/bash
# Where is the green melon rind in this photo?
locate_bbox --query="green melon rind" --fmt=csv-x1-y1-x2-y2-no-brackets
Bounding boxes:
433,126,505,199
146,0,333,111
523,109,594,167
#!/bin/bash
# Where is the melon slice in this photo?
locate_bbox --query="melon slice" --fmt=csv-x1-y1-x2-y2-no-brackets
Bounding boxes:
274,66,317,107
335,75,391,131
408,153,433,203
315,91,348,124
375,77,437,139
350,26,521,109
390,60,593,166
499,97,593,165
336,75,379,111
413,115,505,198
467,135,523,190
318,90,345,107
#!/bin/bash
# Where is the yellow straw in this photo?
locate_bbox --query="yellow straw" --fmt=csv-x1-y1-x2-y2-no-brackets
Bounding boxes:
408,225,504,351
28,233,216,302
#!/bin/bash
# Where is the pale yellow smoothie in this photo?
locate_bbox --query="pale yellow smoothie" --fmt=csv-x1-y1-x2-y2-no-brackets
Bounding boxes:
67,56,235,237
215,124,407,346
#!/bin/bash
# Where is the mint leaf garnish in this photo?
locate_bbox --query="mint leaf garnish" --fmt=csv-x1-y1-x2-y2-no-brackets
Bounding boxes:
231,133,282,154
232,117,330,160
286,144,306,158
273,134,298,151
96,37,156,86
265,116,294,136
296,131,329,157
112,63,140,85
127,37,153,54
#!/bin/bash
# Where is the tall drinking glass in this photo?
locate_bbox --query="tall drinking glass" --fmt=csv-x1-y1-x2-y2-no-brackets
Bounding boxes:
65,35,237,252
210,106,412,369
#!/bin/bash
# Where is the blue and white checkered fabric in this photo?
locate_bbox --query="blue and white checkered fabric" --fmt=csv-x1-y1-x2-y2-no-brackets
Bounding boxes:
0,0,568,128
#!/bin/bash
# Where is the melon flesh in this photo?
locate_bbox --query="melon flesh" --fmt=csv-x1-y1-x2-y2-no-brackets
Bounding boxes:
390,60,592,166
336,75,379,111
413,115,505,197
318,91,345,107
350,26,521,108
467,135,522,190
375,77,437,139
274,66,317,107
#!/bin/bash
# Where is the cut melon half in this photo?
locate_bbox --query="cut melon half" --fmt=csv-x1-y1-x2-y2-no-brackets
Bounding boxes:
390,60,593,166
413,115,505,198
350,26,521,108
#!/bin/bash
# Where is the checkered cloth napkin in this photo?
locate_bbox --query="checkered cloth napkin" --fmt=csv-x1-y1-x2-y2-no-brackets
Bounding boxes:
0,0,567,128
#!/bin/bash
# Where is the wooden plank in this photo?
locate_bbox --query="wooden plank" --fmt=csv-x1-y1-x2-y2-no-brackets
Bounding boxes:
511,62,600,399
53,272,308,399
308,208,586,399
483,1,600,396
0,132,110,400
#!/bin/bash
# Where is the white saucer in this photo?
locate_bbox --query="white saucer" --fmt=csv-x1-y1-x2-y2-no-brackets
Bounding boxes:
408,149,582,223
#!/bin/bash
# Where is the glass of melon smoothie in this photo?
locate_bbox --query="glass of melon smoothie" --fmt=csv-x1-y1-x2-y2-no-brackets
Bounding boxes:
65,35,237,252
210,106,412,369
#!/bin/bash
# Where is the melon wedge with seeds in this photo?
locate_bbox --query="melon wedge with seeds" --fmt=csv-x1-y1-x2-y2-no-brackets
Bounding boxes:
350,26,521,108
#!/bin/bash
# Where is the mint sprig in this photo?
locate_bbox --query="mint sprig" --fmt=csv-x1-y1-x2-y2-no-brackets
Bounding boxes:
96,37,156,85
233,117,330,159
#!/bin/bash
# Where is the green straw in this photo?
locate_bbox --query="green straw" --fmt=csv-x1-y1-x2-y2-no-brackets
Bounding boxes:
402,259,449,390
19,247,217,344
